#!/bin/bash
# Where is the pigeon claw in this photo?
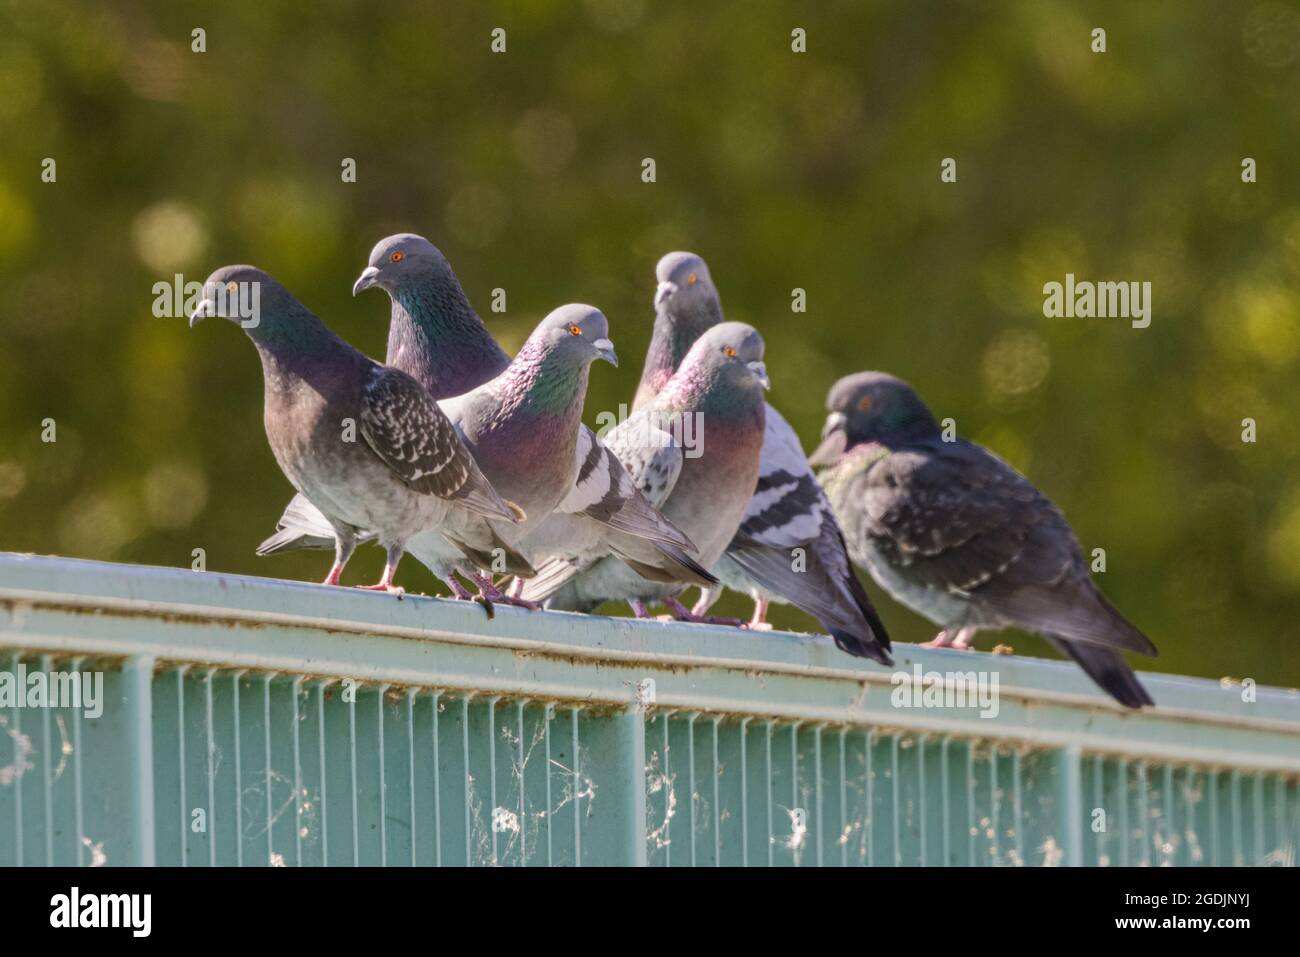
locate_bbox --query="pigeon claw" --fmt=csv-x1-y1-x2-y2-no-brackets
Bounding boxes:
356,583,405,597
922,627,976,650
469,573,542,611
664,597,746,628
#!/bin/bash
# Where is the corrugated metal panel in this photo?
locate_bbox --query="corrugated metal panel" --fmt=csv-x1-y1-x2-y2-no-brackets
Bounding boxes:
1,554,1297,866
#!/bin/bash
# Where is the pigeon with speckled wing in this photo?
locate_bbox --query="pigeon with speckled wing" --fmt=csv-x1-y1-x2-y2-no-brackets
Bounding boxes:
632,251,891,663
810,371,1157,708
190,266,520,594
258,234,511,558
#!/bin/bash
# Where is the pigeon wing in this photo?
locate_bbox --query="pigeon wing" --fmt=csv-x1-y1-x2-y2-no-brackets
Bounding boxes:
857,441,1154,655
553,423,693,548
599,413,684,510
359,366,520,522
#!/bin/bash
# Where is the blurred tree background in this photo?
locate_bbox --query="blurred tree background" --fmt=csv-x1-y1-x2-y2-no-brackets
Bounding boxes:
1,0,1298,687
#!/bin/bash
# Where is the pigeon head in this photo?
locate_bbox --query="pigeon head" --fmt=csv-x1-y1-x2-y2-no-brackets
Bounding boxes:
809,372,941,464
188,265,295,335
528,303,618,368
653,251,719,316
673,321,769,400
352,233,450,296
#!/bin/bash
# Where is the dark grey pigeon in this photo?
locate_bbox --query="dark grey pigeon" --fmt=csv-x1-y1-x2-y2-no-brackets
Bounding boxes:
632,251,891,664
810,371,1158,708
528,323,766,619
190,265,521,594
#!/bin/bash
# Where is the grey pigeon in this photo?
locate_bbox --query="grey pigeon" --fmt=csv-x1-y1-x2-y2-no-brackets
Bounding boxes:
526,323,767,618
440,303,618,529
437,302,711,606
260,234,710,599
190,265,522,594
631,251,892,663
810,371,1158,708
257,234,512,566
353,233,511,400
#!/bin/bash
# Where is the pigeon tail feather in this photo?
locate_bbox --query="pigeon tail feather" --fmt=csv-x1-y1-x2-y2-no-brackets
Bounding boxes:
724,541,892,664
517,557,586,604
616,542,717,588
1015,581,1158,657
256,493,353,556
1047,637,1154,709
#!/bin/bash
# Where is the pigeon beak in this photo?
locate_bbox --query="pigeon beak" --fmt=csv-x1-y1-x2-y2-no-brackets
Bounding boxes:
592,337,618,367
653,281,677,309
808,413,849,467
746,360,771,391
821,411,848,439
352,265,380,297
188,298,217,328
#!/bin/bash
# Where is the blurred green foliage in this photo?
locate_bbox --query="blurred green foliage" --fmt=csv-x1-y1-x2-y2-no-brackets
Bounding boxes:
1,0,1298,687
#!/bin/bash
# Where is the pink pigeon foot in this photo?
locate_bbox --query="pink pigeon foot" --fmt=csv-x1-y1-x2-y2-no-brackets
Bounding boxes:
356,582,405,595
950,627,977,650
356,560,403,595
922,627,977,649
745,597,773,631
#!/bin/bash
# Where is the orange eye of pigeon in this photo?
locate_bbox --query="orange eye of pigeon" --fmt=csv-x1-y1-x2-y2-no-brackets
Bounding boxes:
687,273,698,285
723,345,737,357
858,396,874,412
568,323,583,336
390,251,405,263
225,281,239,294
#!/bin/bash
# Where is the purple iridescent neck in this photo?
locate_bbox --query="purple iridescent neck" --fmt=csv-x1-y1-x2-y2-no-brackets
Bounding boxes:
633,297,724,409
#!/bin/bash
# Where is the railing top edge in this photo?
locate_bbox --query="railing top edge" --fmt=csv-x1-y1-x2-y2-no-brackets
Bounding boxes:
1,552,1297,735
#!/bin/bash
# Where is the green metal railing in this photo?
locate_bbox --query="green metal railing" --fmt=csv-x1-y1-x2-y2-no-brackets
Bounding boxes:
0,553,1296,866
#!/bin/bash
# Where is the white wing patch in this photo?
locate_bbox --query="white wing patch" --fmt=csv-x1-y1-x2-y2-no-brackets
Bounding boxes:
733,403,826,547
555,426,611,514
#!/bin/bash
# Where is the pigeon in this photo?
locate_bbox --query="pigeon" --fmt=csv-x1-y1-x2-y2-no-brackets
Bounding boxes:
435,302,712,606
441,303,619,532
526,323,767,619
353,233,510,400
809,371,1158,708
630,251,892,663
189,265,522,594
257,234,511,562
259,234,710,599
